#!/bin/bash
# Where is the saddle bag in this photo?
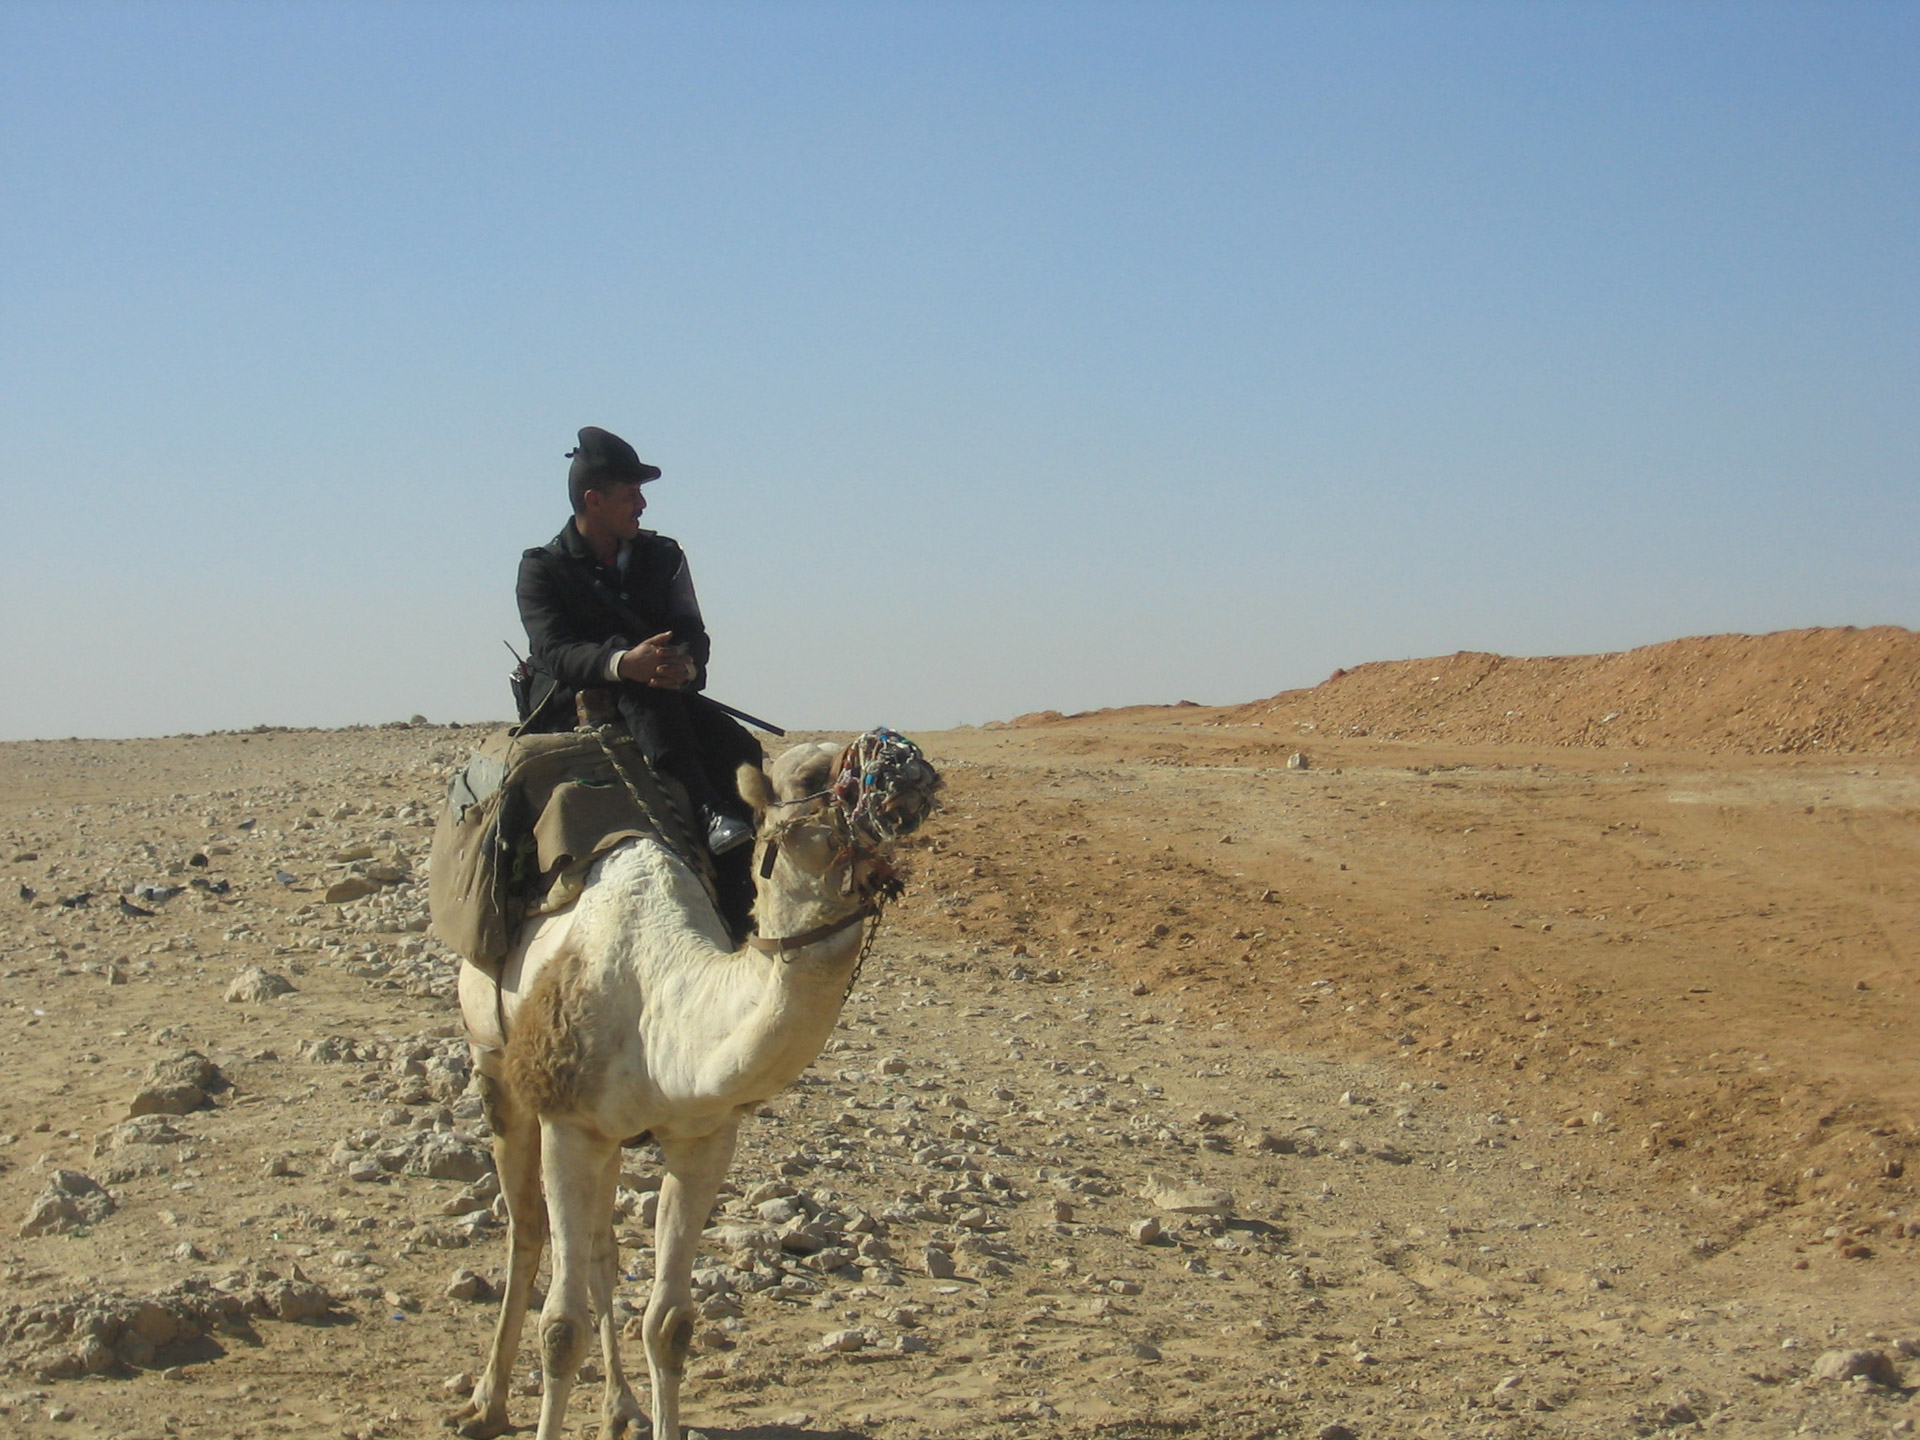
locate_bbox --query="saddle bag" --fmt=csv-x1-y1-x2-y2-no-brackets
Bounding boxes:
427,725,709,971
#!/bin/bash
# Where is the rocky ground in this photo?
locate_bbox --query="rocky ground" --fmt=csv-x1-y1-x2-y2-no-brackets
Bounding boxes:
1,705,1917,1439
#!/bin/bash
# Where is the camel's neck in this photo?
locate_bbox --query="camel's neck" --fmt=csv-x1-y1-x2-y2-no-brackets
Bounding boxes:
689,844,874,1098
586,842,868,1112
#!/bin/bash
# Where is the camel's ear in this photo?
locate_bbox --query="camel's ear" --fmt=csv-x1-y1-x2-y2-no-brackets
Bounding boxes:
735,762,774,820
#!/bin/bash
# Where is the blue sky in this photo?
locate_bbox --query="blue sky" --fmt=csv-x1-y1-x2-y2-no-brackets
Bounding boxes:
2,1,1914,738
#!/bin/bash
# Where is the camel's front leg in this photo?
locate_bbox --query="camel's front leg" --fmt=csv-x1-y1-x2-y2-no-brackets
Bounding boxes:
592,1144,646,1439
536,1119,621,1440
645,1126,740,1440
449,1070,545,1439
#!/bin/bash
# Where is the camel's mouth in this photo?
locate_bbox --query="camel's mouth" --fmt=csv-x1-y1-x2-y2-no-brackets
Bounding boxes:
830,729,941,845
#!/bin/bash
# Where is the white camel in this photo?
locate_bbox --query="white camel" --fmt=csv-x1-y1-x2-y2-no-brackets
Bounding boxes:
446,732,939,1440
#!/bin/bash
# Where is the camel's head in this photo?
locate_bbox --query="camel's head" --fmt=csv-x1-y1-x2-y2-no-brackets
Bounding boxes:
738,730,941,899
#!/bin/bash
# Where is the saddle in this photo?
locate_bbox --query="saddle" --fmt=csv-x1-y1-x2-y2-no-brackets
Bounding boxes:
427,712,714,973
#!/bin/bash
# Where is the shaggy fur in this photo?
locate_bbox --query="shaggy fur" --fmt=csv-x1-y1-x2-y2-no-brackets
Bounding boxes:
504,948,599,1119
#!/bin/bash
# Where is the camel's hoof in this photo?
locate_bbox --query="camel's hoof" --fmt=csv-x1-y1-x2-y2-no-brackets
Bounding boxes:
442,1403,509,1439
600,1405,649,1440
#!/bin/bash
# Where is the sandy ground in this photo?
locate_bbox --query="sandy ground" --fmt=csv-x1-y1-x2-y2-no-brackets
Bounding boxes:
1,714,1917,1439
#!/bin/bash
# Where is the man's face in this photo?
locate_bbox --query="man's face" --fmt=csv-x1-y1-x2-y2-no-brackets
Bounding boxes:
585,481,647,539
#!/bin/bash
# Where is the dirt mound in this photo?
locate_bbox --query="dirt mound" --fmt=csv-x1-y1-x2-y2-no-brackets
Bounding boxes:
1229,625,1920,755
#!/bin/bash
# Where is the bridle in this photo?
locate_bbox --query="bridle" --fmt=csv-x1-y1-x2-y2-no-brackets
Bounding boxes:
743,730,932,997
743,787,891,1002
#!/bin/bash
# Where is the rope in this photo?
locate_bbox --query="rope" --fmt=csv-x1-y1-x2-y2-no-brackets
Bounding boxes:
589,724,722,914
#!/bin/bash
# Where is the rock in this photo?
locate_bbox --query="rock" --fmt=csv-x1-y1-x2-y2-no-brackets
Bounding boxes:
923,1245,957,1279
1050,1198,1075,1223
411,1133,493,1182
1140,1174,1235,1216
1287,752,1310,771
1811,1348,1900,1385
445,1268,495,1302
259,1277,332,1321
225,966,294,1003
802,1247,857,1274
819,1328,871,1352
325,877,380,904
128,1051,225,1117
708,1223,781,1255
96,1115,185,1152
1317,1426,1356,1440
19,1170,117,1236
1129,1217,1163,1245
779,1221,836,1255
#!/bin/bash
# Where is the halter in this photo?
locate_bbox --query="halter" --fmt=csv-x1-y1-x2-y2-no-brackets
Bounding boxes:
745,730,934,998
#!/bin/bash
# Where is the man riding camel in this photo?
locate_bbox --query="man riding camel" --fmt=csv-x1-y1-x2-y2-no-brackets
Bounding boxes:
514,426,762,863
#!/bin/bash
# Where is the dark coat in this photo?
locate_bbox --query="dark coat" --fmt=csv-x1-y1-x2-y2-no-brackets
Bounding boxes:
515,521,710,728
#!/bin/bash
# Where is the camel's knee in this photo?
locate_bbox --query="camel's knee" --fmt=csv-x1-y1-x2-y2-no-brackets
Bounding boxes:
643,1304,696,1377
645,1305,698,1382
541,1311,589,1379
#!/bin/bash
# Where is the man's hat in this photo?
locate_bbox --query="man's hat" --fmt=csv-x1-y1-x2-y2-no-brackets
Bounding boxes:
567,426,662,489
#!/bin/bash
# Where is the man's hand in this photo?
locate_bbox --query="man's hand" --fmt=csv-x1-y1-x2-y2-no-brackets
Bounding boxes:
617,631,697,690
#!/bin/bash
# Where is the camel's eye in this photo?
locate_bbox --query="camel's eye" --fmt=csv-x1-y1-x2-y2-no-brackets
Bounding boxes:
789,758,834,799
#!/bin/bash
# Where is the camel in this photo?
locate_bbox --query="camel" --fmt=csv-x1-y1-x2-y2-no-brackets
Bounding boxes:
445,730,940,1440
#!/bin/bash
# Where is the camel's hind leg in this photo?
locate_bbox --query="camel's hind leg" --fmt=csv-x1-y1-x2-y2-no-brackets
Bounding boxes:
644,1125,740,1440
592,1145,646,1439
535,1119,622,1440
448,1071,547,1439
